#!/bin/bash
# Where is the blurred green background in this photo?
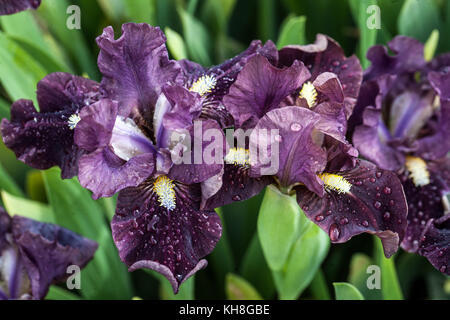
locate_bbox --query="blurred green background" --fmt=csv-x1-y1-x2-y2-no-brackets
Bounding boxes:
0,0,449,300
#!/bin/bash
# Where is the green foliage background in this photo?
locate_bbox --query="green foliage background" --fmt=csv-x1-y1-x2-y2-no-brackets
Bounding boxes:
0,0,449,300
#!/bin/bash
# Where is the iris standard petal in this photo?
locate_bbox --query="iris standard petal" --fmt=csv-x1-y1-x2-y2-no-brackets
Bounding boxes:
278,34,362,117
97,23,183,118
365,36,425,81
224,55,310,129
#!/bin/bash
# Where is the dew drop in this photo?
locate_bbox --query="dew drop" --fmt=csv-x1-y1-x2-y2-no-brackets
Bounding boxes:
340,217,349,225
376,172,382,178
440,265,447,273
232,195,241,201
329,224,340,241
369,177,376,183
291,123,302,132
362,220,369,227
374,201,382,209
383,211,391,220
315,215,324,222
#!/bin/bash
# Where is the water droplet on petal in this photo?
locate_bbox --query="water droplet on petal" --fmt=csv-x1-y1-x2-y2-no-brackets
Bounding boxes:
315,215,324,222
291,123,302,132
374,201,382,209
383,211,391,220
362,220,369,227
383,187,392,195
329,224,340,241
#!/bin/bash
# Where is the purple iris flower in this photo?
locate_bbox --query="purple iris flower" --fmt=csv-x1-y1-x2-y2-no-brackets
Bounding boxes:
203,34,363,210
72,23,230,292
205,34,408,257
1,72,102,179
249,106,408,257
0,206,97,300
0,0,41,16
351,36,450,274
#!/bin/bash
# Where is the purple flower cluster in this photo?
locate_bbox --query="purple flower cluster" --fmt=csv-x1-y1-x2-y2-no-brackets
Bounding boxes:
350,36,450,275
1,22,447,293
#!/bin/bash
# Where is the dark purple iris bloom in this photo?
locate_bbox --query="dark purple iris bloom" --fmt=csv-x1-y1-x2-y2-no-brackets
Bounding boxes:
179,39,278,128
0,0,41,16
0,206,97,300
203,34,363,210
351,36,450,274
1,72,102,179
248,106,407,257
73,23,225,292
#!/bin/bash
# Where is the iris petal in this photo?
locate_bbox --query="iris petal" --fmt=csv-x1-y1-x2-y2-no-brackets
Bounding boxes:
112,181,222,293
11,215,97,300
0,0,41,16
296,160,408,258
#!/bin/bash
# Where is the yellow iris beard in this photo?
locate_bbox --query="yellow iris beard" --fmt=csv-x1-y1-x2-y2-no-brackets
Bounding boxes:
319,173,352,194
153,175,176,211
405,156,430,187
189,74,217,96
299,81,318,108
224,147,250,166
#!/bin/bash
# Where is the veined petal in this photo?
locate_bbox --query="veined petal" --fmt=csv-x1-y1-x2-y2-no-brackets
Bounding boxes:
97,23,182,119
279,34,362,117
1,73,100,179
168,119,225,184
224,55,310,129
112,181,222,293
296,160,408,258
249,106,352,193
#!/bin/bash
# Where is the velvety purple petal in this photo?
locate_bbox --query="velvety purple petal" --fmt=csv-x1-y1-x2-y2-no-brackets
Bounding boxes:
418,215,450,275
313,72,344,104
353,106,405,171
112,181,222,293
0,0,40,15
11,216,97,300
279,34,362,117
74,99,118,152
78,147,155,200
400,164,449,252
296,160,408,258
97,23,182,118
36,72,101,113
1,73,100,178
1,100,84,179
168,119,225,184
224,55,310,129
160,85,202,136
249,106,352,194
188,40,278,128
365,36,425,81
201,164,272,210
